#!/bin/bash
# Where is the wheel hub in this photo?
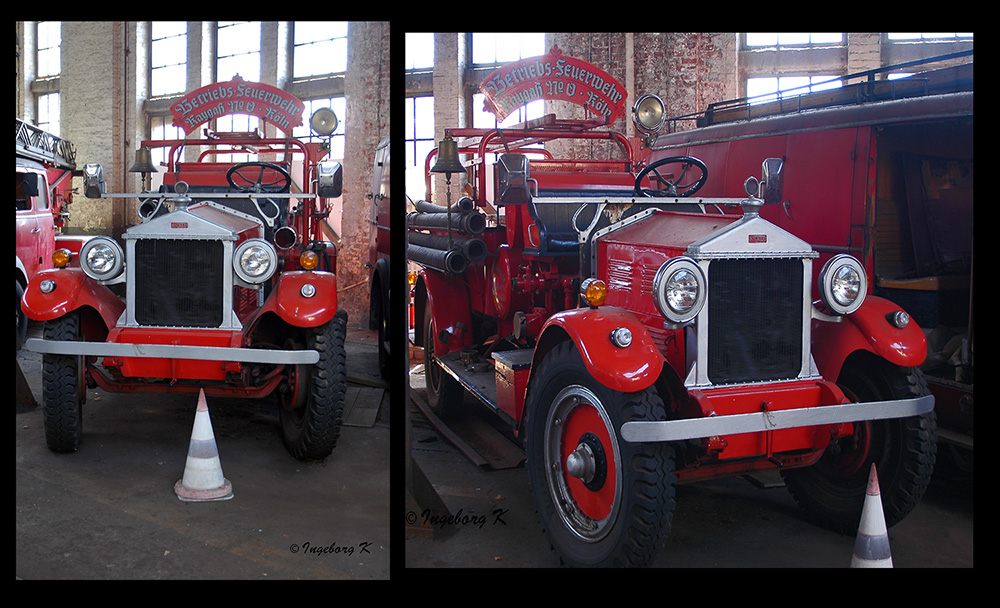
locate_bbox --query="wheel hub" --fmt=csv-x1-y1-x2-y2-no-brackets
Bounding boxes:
566,432,607,491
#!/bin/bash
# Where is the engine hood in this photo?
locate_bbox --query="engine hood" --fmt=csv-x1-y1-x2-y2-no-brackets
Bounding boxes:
123,201,263,241
595,208,815,259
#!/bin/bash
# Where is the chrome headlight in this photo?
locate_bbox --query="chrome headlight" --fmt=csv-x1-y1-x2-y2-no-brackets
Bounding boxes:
234,238,277,284
632,94,666,135
819,254,867,315
79,236,124,281
652,256,706,325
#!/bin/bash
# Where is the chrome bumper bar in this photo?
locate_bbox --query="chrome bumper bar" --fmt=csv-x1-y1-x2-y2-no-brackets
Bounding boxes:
24,338,319,365
620,394,935,443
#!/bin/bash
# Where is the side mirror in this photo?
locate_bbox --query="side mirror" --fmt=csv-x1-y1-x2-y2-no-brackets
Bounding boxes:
317,161,343,198
84,163,106,199
760,158,783,205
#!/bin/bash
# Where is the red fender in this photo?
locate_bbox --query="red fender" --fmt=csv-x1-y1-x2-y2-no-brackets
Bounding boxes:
811,295,928,382
421,268,472,357
538,307,664,393
261,270,339,328
21,267,124,331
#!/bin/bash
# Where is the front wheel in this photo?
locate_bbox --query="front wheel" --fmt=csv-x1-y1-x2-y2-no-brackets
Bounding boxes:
525,341,675,567
42,312,85,452
782,353,937,534
279,309,347,460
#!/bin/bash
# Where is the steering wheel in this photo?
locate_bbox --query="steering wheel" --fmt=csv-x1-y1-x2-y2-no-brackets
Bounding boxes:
226,162,292,194
634,156,708,198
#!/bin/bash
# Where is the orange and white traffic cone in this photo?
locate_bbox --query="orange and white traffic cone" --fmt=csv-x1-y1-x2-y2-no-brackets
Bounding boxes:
174,389,233,502
850,463,891,568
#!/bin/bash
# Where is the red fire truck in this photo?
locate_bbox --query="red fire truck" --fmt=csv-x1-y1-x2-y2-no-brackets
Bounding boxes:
409,47,936,567
16,118,83,347
21,78,347,461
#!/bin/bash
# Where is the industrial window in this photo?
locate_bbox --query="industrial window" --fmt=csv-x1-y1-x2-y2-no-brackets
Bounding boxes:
217,21,261,82
746,75,841,105
151,22,187,97
405,96,434,201
745,33,843,48
292,22,348,78
36,21,61,78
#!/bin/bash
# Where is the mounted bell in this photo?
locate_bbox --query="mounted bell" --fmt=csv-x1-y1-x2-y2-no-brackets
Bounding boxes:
128,146,157,174
431,134,465,175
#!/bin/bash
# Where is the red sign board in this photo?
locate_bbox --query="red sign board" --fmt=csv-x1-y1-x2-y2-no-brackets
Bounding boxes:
170,76,305,134
479,45,628,125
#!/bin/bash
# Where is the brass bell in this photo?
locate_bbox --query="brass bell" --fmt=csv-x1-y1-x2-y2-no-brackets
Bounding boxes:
430,134,465,175
128,146,158,174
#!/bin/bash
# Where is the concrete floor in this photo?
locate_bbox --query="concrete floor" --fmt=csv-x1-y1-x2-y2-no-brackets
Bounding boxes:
405,365,974,568
16,321,390,580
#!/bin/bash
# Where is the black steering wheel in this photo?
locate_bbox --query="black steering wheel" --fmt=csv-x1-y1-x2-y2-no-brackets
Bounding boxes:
634,156,708,198
226,162,292,194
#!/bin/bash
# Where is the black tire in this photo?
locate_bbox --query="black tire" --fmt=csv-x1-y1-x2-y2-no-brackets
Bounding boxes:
782,353,937,534
42,312,84,453
372,281,389,380
524,341,675,567
279,309,347,460
422,304,463,419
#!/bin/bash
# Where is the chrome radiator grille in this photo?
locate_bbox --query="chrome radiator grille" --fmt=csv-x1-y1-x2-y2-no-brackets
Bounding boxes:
133,239,225,327
706,258,804,384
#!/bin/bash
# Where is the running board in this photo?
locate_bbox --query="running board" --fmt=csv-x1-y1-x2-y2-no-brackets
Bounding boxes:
434,351,517,428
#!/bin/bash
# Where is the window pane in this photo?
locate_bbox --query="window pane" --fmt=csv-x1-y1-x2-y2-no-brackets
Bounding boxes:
472,32,545,65
406,33,434,70
36,21,61,77
746,33,777,47
293,22,348,77
151,64,186,97
37,93,60,135
777,33,810,46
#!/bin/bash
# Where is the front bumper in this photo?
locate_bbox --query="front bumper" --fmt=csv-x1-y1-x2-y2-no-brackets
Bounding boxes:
23,338,319,365
621,393,935,443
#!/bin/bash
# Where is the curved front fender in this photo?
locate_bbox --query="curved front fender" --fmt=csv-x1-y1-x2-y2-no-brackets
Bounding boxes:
21,267,124,331
812,295,928,381
539,307,664,393
264,271,339,328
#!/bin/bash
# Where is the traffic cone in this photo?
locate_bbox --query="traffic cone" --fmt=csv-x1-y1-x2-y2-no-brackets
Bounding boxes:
850,463,891,567
174,389,233,502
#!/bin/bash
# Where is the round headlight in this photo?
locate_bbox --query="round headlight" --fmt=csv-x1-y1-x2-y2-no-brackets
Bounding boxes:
632,94,666,134
234,238,277,284
819,254,867,315
653,256,706,325
79,236,124,281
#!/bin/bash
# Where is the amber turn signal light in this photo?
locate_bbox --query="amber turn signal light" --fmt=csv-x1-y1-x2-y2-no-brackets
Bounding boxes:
299,250,319,270
52,248,72,268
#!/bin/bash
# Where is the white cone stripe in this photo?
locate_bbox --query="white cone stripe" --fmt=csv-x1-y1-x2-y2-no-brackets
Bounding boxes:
189,413,217,442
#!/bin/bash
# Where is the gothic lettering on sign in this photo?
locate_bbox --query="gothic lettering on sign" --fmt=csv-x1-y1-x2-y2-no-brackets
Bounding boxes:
480,45,627,125
170,76,305,134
